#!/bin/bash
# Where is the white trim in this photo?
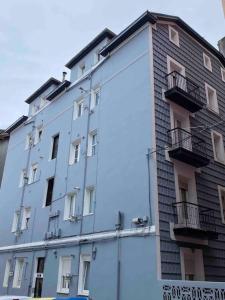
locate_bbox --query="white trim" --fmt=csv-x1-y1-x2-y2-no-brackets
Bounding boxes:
205,83,219,114
168,25,180,47
203,53,212,72
3,259,11,288
167,55,185,75
12,258,25,288
221,67,225,82
218,185,225,224
11,211,20,233
211,130,225,164
0,226,155,253
78,254,91,296
57,256,72,294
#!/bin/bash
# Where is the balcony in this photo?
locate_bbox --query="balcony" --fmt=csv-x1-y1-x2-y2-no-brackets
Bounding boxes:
165,71,204,113
172,201,217,239
167,128,210,168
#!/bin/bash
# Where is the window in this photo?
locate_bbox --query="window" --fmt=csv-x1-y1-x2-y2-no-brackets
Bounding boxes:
78,63,85,78
19,169,27,187
69,140,81,165
74,99,84,119
218,186,225,223
88,131,97,156
169,26,179,47
94,50,101,64
83,187,94,216
11,211,20,233
12,258,24,288
45,177,54,207
64,193,76,220
25,133,32,150
21,207,31,230
34,126,43,144
57,256,72,294
51,134,59,160
205,83,219,113
3,259,11,288
211,131,225,163
40,97,48,109
78,254,91,296
180,248,204,281
203,53,212,71
91,88,100,109
221,68,225,82
28,164,38,184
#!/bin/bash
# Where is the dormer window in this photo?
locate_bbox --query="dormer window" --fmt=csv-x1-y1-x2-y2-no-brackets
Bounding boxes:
203,53,212,72
78,63,86,78
169,26,179,47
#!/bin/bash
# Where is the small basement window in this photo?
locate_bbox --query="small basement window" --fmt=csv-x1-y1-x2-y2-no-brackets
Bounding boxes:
169,26,179,47
203,53,212,71
205,83,219,113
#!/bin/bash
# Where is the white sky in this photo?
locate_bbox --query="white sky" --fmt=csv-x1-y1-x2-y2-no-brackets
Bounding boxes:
0,0,224,128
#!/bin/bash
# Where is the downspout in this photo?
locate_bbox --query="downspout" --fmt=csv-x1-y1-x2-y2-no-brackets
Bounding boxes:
146,148,153,225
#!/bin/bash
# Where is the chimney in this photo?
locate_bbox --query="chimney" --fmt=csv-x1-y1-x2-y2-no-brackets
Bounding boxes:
62,71,67,81
218,37,225,57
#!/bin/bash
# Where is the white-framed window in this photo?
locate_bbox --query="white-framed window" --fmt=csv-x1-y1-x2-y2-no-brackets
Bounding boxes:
34,126,43,144
203,53,212,72
69,140,81,165
44,177,55,207
28,164,38,184
205,83,219,113
57,256,72,294
25,132,32,150
78,63,85,78
74,99,84,119
11,211,20,233
87,131,97,157
211,130,225,163
221,68,225,82
83,187,94,216
64,193,76,220
169,26,179,47
19,169,27,187
51,134,59,160
12,258,25,288
180,248,204,281
40,96,48,109
167,56,185,75
218,185,225,224
94,50,101,64
21,207,31,230
78,254,91,296
3,259,11,288
91,88,100,109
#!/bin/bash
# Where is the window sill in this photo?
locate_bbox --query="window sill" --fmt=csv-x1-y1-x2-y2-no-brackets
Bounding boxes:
83,213,94,217
78,291,89,297
214,158,225,166
206,106,219,116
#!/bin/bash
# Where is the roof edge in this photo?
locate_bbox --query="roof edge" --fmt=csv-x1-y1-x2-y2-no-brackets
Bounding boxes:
5,116,28,134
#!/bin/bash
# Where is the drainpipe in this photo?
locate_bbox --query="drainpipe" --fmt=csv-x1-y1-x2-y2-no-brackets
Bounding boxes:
146,148,153,225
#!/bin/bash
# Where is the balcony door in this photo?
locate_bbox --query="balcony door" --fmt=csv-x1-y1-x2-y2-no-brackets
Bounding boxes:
173,113,192,151
180,248,204,281
33,257,45,298
167,57,186,90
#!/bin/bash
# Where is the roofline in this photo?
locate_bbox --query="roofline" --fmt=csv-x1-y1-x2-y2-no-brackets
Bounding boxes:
65,28,116,69
46,80,71,101
5,116,28,134
100,11,225,66
25,77,61,104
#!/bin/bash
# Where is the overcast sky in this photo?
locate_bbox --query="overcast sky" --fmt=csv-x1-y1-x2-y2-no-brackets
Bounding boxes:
0,0,224,128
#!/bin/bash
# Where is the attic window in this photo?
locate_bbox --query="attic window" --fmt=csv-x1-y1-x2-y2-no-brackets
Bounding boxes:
169,26,179,47
203,53,212,71
78,63,86,78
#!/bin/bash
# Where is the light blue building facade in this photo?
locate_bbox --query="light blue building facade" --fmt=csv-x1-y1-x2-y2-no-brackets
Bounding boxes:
0,11,225,300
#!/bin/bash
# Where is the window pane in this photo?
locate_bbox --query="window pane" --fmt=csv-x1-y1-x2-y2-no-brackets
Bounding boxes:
45,178,54,206
51,135,59,159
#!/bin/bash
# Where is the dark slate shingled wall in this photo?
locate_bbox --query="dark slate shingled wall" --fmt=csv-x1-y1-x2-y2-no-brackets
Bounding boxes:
152,23,225,281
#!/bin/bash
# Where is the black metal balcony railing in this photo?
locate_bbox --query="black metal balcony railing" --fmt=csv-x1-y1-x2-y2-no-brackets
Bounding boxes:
167,127,210,167
172,201,217,238
165,71,203,112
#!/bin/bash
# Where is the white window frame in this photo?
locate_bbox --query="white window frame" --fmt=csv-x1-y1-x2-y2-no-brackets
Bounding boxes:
167,56,185,76
34,126,43,145
78,63,85,78
74,98,84,119
21,207,31,230
169,26,180,47
19,169,27,187
203,53,212,72
3,259,11,288
69,140,81,165
25,133,32,150
94,50,101,64
64,193,76,220
218,185,225,224
12,258,24,288
11,211,20,233
211,130,225,163
28,163,38,184
91,88,100,110
205,83,219,113
221,67,225,82
87,131,97,157
180,248,205,281
78,254,91,296
57,256,72,294
83,187,94,216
